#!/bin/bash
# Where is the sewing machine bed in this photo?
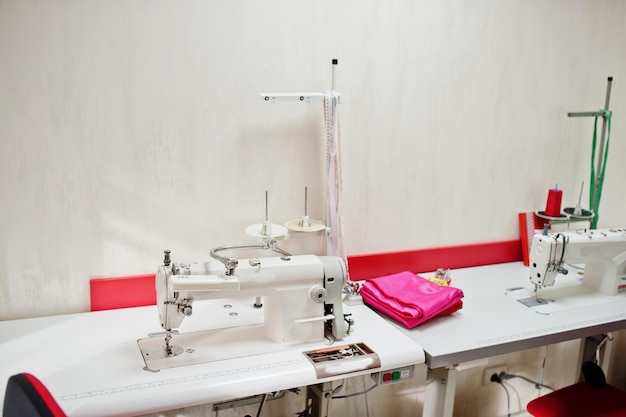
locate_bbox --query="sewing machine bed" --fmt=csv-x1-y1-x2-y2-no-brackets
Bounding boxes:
505,270,626,314
139,324,346,372
138,296,385,378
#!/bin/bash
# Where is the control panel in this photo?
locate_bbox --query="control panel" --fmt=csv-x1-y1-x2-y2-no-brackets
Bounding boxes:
371,365,414,385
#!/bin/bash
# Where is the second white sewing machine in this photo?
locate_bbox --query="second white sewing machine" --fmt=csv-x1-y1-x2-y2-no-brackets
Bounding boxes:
137,240,351,371
529,227,626,296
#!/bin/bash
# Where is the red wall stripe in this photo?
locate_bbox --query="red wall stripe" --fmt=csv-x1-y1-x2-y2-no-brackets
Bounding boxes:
90,274,156,311
346,240,522,281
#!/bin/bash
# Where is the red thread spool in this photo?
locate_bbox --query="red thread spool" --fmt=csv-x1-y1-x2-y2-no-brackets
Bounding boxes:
544,187,562,217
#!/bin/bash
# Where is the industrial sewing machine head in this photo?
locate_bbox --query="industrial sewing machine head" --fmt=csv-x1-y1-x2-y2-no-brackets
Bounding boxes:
529,227,626,296
155,239,350,357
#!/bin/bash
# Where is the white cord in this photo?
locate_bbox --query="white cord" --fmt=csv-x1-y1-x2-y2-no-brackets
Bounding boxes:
536,345,549,397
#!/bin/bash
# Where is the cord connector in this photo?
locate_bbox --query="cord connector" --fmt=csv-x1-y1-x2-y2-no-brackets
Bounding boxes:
498,372,514,380
490,372,514,383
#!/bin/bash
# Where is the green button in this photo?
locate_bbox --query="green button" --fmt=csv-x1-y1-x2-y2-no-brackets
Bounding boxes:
392,371,400,380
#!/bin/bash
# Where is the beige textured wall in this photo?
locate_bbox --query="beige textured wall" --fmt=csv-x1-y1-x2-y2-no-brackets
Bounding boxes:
2,0,625,320
1,1,625,416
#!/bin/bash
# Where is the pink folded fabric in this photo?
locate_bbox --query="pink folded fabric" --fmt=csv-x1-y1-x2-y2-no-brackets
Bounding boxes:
360,271,464,328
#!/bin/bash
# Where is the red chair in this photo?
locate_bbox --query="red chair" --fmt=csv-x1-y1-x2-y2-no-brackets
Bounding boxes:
527,362,626,417
3,373,66,417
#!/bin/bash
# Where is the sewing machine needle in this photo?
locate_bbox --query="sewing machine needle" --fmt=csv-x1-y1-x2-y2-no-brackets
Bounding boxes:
164,330,173,356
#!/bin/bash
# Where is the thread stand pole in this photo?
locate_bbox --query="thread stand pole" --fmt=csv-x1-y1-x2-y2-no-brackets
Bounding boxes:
567,76,613,221
331,59,338,92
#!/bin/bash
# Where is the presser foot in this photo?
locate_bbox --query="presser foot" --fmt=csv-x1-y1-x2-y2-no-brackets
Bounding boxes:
507,285,552,308
140,344,185,372
518,287,551,307
164,345,184,357
138,330,186,372
163,329,185,357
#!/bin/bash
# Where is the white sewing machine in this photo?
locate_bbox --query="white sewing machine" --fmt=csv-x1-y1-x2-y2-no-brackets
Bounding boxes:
529,227,626,296
154,242,349,358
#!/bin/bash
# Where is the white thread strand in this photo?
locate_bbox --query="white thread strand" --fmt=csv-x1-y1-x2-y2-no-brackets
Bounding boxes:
324,91,347,276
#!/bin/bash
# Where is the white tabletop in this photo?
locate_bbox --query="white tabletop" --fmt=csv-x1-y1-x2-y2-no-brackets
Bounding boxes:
0,298,424,416
391,262,626,368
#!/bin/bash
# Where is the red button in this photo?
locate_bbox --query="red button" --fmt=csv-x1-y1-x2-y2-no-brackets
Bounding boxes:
383,373,392,382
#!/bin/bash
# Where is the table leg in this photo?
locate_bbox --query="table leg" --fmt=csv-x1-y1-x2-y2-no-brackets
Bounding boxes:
423,367,457,417
306,381,335,417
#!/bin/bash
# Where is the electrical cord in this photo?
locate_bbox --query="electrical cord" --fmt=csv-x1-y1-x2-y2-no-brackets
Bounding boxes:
492,378,511,417
491,372,555,392
294,376,378,417
331,376,375,417
491,370,556,417
332,381,378,399
503,381,523,412
489,345,556,415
